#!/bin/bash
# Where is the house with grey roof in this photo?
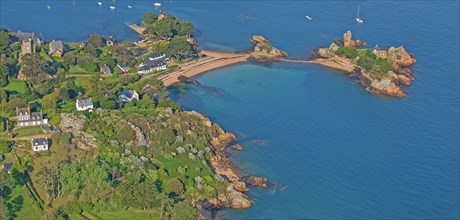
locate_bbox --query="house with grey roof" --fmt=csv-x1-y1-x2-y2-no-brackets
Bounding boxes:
16,106,48,127
48,40,64,57
100,65,112,75
76,99,93,112
119,88,139,103
138,52,168,74
13,31,44,46
31,138,49,153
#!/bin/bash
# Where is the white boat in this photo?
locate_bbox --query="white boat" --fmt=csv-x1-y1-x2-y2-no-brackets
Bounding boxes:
109,5,116,10
154,2,161,6
305,15,313,21
355,5,364,23
128,5,132,9
46,5,51,10
98,2,103,6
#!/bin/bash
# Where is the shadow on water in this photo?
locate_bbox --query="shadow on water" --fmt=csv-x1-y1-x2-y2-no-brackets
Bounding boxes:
169,82,239,104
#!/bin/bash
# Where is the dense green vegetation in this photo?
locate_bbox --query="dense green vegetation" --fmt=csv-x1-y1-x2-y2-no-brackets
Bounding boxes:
0,13,229,218
336,46,394,79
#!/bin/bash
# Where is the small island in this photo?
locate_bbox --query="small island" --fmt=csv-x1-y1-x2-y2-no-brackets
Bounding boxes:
311,31,416,97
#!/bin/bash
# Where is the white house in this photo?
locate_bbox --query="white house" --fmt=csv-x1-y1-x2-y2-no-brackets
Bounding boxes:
31,138,49,153
76,99,93,111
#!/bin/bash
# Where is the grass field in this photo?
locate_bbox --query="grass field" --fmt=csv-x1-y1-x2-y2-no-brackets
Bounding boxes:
69,66,99,74
96,209,160,220
13,126,44,138
39,48,54,62
7,185,43,219
4,79,26,94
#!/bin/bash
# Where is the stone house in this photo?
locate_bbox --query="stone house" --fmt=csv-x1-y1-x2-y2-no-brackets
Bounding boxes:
16,106,48,127
48,40,64,57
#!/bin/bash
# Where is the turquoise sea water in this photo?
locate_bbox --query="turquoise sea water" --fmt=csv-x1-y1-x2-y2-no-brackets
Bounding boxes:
2,1,459,219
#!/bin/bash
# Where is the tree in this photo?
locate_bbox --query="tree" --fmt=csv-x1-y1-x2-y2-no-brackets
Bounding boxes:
143,12,157,25
0,197,8,220
63,53,76,66
19,53,53,84
0,30,9,52
165,36,195,60
0,56,9,87
88,34,103,48
171,200,198,220
0,140,13,154
336,46,358,59
41,93,57,110
147,21,172,39
60,163,82,196
84,44,97,58
166,178,184,196
177,21,195,37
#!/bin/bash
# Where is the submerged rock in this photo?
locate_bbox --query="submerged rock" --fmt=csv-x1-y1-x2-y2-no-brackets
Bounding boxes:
230,144,244,151
242,176,268,188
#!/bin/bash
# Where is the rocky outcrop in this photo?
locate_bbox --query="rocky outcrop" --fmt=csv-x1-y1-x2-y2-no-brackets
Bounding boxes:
368,78,406,97
232,181,250,192
242,176,268,188
212,132,236,149
211,185,252,209
249,35,288,62
388,46,416,68
343,30,367,47
60,113,97,150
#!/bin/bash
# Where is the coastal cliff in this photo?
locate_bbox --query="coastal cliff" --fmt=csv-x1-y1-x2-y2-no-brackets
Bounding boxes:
312,31,416,97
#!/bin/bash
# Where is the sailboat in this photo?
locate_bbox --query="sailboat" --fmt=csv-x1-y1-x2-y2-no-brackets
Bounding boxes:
154,2,161,7
355,5,363,23
98,2,103,6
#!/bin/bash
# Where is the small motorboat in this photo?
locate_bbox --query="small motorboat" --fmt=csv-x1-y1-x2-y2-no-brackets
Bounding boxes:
305,15,313,21
46,5,51,10
98,2,103,6
128,5,132,9
154,2,161,6
109,5,116,10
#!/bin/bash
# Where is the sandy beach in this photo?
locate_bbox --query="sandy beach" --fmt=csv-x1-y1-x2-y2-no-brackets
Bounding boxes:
158,50,250,86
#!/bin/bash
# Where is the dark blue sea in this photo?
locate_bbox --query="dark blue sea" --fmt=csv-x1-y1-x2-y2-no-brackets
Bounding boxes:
2,1,459,219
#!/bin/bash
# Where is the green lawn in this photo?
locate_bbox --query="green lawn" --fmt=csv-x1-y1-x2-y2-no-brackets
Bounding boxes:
69,66,99,74
4,79,26,94
96,209,160,220
52,56,64,62
13,126,44,138
7,185,43,219
68,76,89,87
39,48,53,62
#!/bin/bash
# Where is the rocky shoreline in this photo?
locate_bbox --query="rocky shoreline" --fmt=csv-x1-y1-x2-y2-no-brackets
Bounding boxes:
311,31,416,97
186,111,268,218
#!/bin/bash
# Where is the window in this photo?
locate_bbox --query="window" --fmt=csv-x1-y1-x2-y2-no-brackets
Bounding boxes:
34,146,38,151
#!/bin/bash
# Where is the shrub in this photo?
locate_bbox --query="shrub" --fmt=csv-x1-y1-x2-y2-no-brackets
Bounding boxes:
336,46,358,59
0,140,12,154
374,57,394,74
166,178,185,195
